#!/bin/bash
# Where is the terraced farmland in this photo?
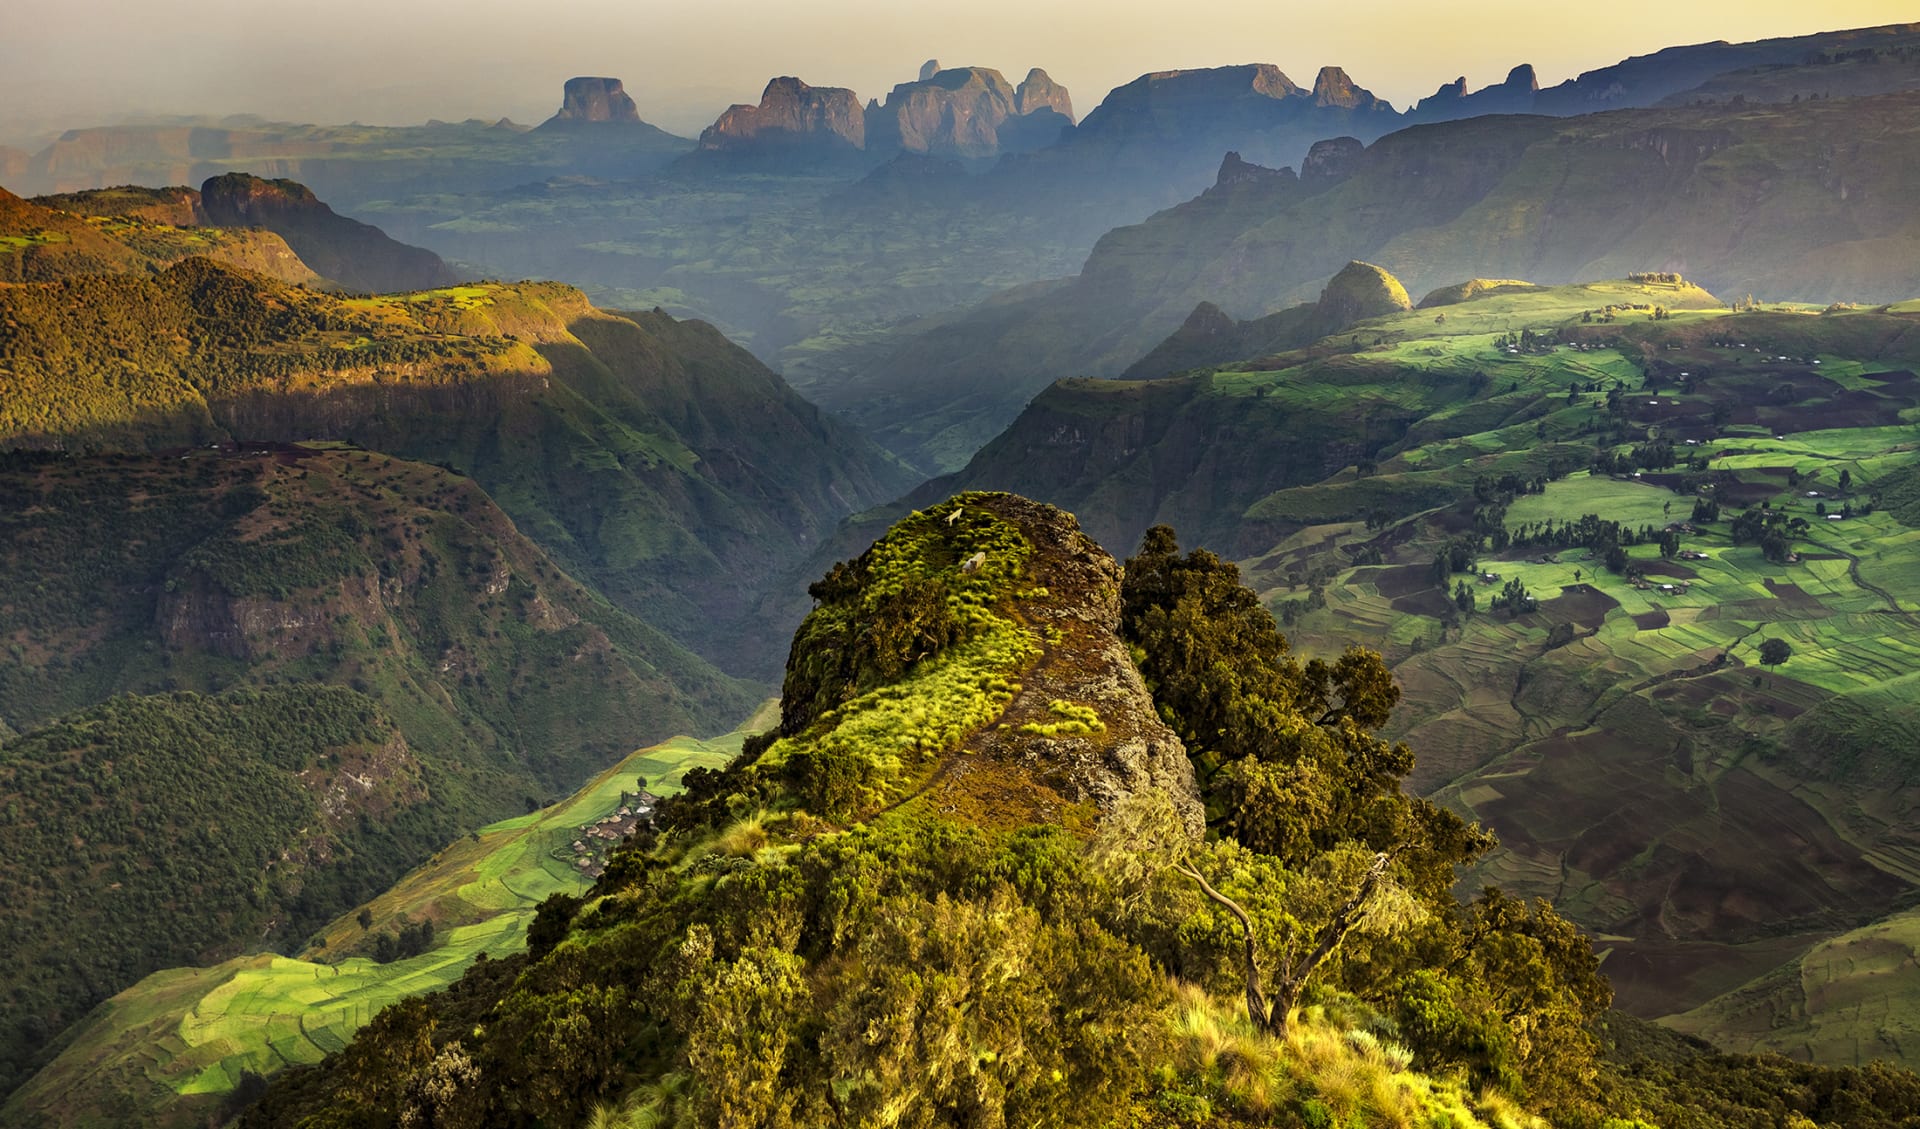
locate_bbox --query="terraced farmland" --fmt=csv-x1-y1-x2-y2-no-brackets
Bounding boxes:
1226,295,1920,1037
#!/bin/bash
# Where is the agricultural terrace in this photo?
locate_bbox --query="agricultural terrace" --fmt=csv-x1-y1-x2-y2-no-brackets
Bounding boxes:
1238,296,1920,1026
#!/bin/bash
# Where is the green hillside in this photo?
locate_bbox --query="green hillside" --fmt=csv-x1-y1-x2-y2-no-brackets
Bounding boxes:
204,493,1920,1129
0,260,914,664
0,446,756,1095
0,186,318,284
1,709,770,1129
903,279,1920,1034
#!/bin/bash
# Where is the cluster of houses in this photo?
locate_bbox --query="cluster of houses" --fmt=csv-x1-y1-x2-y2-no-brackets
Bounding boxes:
1630,577,1693,595
566,791,658,879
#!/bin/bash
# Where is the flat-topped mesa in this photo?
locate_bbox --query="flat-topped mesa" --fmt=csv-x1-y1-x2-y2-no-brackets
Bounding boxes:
544,76,643,126
867,65,1076,159
697,76,866,159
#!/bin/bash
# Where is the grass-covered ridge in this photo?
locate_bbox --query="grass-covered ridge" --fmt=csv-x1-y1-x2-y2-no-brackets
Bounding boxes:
771,498,1041,815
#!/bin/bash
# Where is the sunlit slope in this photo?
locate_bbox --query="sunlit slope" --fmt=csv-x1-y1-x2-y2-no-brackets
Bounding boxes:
0,262,912,657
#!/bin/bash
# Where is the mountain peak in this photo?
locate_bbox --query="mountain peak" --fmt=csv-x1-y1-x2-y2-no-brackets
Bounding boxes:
919,58,941,81
547,76,642,125
696,76,867,159
1015,67,1074,121
1505,63,1541,92
1214,150,1295,188
1312,65,1358,106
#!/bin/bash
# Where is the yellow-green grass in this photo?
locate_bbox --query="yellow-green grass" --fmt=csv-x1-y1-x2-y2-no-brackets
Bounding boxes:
1505,471,1688,530
3,705,774,1125
0,231,67,251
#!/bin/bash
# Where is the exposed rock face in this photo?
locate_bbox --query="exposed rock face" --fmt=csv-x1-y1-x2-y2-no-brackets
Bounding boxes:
546,76,643,125
697,77,866,160
919,58,941,81
1015,67,1074,120
197,172,457,293
865,65,1076,159
868,67,1019,158
1300,135,1365,182
1311,66,1391,111
905,494,1205,837
1315,260,1412,328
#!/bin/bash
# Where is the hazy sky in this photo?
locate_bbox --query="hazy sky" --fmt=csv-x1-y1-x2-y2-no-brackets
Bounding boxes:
1,0,1914,144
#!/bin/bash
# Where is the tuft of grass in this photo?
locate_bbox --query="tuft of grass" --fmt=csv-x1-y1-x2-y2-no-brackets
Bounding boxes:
1161,983,1542,1129
1019,699,1106,737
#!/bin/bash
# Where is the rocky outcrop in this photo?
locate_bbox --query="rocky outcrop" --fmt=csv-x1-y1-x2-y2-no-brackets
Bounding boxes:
544,76,643,126
919,58,941,81
824,494,1205,835
1311,66,1391,111
1300,135,1365,182
1214,150,1296,189
868,67,1019,158
1410,64,1541,122
866,65,1076,159
1315,260,1412,328
968,494,1204,836
1058,62,1403,188
197,172,456,293
1015,68,1074,120
696,77,866,163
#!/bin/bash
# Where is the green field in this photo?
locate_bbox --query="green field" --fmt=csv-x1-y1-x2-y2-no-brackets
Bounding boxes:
2,705,773,1128
1217,295,1920,1033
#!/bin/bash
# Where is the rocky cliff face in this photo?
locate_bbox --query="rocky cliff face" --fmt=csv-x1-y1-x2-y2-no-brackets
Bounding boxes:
947,494,1204,835
1015,67,1074,119
861,65,1075,160
1311,66,1391,110
197,172,456,292
545,76,643,125
867,67,1020,158
696,77,867,163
